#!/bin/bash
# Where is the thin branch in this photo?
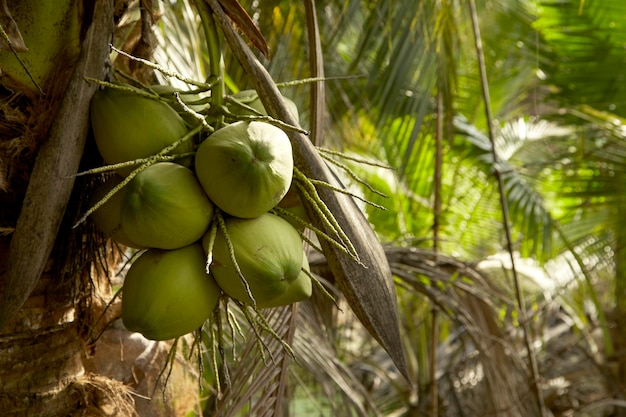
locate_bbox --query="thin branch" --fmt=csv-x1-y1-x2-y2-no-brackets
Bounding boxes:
429,88,444,417
468,1,547,416
304,0,324,146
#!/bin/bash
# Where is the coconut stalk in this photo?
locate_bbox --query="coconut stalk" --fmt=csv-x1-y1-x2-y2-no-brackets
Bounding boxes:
204,0,409,380
0,0,115,330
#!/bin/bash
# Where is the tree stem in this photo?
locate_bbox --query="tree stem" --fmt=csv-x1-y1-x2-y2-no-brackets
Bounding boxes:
467,0,547,415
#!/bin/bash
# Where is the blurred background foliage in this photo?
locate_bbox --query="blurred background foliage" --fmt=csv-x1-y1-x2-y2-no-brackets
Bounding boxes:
153,0,626,415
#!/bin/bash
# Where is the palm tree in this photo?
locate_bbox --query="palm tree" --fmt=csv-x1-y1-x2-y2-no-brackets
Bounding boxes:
3,0,626,415
0,1,202,415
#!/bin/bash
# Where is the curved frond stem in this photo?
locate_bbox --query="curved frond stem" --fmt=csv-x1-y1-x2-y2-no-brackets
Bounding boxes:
194,0,225,132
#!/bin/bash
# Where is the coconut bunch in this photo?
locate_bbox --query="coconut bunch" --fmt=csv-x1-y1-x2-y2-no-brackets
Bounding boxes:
88,83,312,341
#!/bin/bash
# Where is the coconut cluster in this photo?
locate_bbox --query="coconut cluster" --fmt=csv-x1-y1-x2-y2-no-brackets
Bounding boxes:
89,85,312,341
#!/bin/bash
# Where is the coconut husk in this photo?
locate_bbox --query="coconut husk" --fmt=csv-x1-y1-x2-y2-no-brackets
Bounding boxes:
72,373,136,417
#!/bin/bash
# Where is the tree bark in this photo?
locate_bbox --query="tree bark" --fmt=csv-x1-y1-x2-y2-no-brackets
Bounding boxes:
0,1,130,415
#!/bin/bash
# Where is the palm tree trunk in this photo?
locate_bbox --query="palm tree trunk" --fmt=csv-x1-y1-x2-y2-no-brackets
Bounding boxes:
0,262,86,415
0,1,131,414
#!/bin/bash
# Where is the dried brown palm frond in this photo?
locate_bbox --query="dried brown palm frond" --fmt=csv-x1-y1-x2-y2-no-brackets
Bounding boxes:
204,302,298,417
293,296,384,417
386,245,538,417
202,268,383,417
207,0,409,382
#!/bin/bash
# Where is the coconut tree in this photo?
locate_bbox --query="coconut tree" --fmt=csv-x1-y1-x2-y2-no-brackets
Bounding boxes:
3,0,626,416
1,0,406,415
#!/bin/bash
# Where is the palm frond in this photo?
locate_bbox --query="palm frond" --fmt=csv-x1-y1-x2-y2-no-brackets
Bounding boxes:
453,115,561,261
204,305,296,417
535,0,626,117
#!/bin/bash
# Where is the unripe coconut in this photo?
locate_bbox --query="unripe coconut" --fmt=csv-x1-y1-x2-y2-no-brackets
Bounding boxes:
90,175,143,248
205,213,303,306
122,162,214,250
259,251,313,308
122,244,220,340
90,85,193,176
229,89,300,122
195,121,293,219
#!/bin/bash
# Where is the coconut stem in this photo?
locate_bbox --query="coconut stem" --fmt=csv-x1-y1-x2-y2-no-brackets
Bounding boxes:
195,0,225,127
215,210,256,308
204,220,218,273
111,44,210,88
319,153,390,198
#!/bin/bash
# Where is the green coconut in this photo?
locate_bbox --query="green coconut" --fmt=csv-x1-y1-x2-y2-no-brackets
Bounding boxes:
228,89,300,122
122,162,214,250
90,85,193,176
122,244,220,340
258,251,312,308
205,213,303,306
194,121,293,219
90,175,143,248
